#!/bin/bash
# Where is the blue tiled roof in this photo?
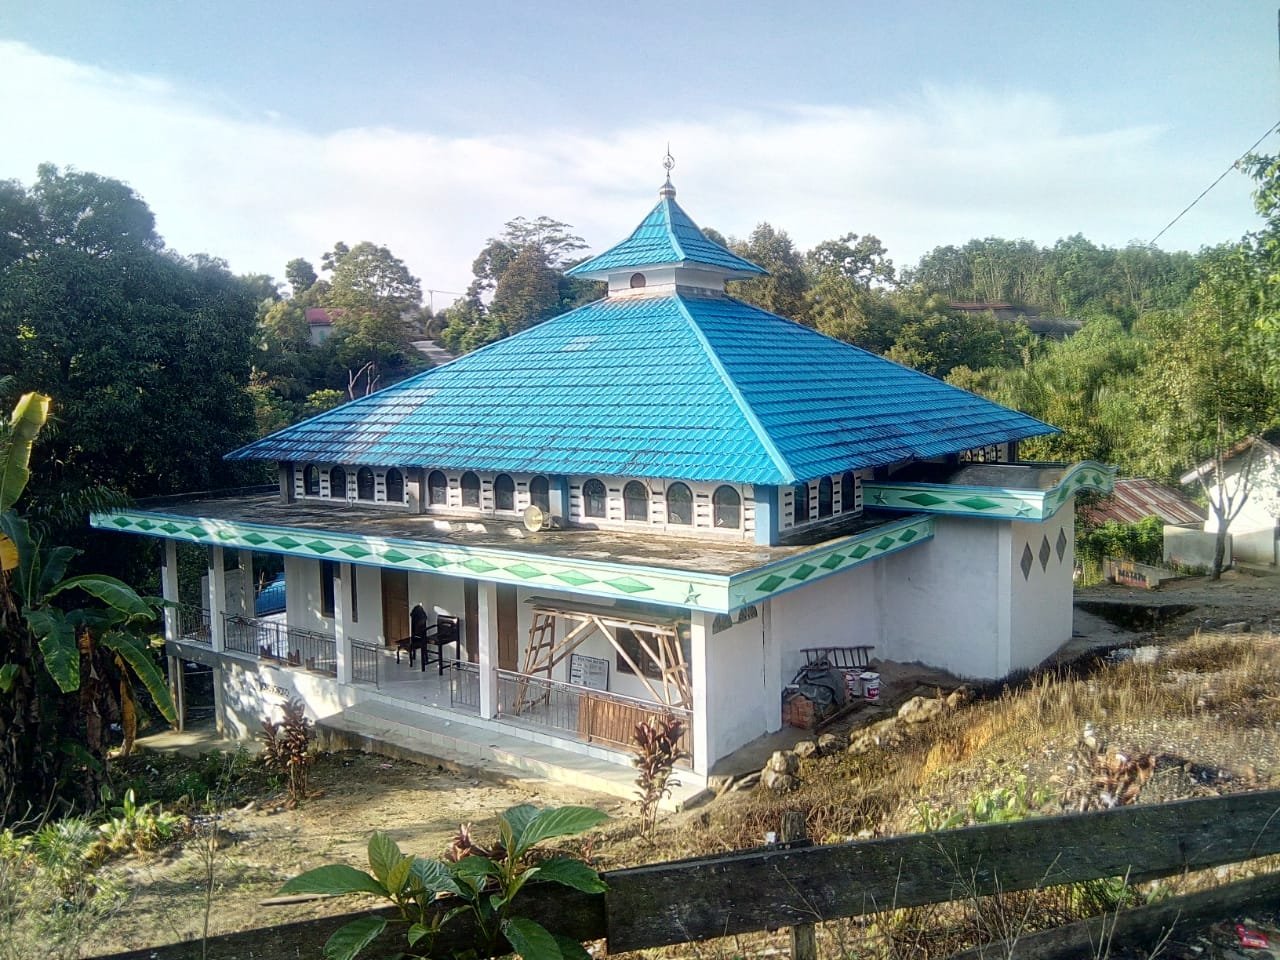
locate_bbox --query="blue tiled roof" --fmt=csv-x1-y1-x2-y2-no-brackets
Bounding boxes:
227,292,1056,484
566,195,766,280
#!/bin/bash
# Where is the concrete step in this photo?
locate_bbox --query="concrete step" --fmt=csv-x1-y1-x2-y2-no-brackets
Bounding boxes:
316,700,705,809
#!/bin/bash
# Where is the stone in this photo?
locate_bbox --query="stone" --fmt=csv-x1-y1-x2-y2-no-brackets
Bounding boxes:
732,771,761,791
898,695,944,725
1222,621,1251,633
761,768,800,793
793,739,819,759
766,750,799,775
817,732,841,755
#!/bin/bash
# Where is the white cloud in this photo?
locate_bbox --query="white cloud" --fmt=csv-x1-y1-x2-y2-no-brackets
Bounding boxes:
0,40,1259,305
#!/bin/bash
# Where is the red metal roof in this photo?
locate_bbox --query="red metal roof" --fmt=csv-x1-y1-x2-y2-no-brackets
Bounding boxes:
305,307,344,326
1082,478,1204,526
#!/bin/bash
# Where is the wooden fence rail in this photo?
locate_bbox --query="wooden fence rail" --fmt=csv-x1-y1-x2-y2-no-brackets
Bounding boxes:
97,788,1280,960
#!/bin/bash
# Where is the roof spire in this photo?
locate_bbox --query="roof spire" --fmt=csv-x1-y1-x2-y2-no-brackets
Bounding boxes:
659,145,676,198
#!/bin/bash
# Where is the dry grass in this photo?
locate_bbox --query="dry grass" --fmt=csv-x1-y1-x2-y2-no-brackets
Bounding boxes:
608,629,1280,958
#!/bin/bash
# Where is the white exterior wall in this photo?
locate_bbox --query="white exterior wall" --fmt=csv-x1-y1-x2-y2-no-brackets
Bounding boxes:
1201,446,1280,565
284,555,328,634
566,476,756,540
1008,513,1075,673
217,658,356,738
700,610,769,766
768,565,878,688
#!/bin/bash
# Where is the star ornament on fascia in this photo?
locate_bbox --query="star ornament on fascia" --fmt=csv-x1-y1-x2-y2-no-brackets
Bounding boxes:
684,583,701,604
873,491,888,505
1015,503,1033,518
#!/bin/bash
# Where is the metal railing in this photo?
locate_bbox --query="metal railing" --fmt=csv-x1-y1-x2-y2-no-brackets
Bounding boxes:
176,604,211,644
223,615,337,677
449,660,481,713
351,641,380,686
495,669,693,765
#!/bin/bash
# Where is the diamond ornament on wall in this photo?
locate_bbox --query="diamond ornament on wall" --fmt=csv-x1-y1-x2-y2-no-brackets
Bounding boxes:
1039,535,1052,571
1020,543,1034,580
1056,527,1068,562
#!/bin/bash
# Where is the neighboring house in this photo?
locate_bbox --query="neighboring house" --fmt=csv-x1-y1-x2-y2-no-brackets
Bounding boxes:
1179,431,1280,567
305,307,344,345
1081,478,1204,527
92,177,1114,790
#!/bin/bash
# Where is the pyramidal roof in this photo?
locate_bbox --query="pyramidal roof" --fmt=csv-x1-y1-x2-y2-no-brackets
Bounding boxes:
566,183,766,281
228,300,1056,485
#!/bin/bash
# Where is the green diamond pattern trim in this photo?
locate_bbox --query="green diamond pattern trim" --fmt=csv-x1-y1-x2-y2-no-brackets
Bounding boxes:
462,558,499,574
789,564,817,581
899,528,918,542
604,576,653,594
875,536,896,550
136,519,155,531
382,549,411,563
755,574,787,593
242,532,268,545
504,562,545,580
820,553,845,570
850,545,871,559
341,544,370,559
160,522,181,533
305,540,334,554
274,536,300,549
420,554,449,569
553,570,596,586
954,496,1002,511
901,492,947,507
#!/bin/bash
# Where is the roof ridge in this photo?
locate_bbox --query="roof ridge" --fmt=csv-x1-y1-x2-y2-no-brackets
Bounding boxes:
672,294,796,484
662,197,689,263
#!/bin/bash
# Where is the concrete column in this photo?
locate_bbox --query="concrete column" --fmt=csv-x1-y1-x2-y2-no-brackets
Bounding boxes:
333,562,352,685
759,600,780,734
278,463,295,503
238,550,255,619
476,580,499,718
549,476,571,522
208,545,226,653
996,523,1013,677
161,540,180,645
752,485,779,545
690,609,713,776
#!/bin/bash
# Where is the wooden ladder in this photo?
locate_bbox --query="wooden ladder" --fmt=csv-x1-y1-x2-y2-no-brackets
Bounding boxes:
513,611,557,714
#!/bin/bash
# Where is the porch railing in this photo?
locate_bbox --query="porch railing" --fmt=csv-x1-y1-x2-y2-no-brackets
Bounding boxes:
496,669,693,766
176,604,211,645
351,640,380,687
449,660,481,714
223,615,337,677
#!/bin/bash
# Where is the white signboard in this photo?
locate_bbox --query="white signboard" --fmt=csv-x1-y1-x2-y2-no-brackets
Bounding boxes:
569,653,609,691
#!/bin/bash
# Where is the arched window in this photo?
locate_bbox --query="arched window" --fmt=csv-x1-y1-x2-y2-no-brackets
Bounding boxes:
494,473,515,511
356,467,375,501
461,471,481,508
793,482,810,524
385,468,404,503
428,470,448,506
841,471,857,513
818,476,833,518
529,475,550,513
303,464,320,496
712,485,741,528
624,481,649,522
666,482,693,525
329,466,347,499
583,479,607,518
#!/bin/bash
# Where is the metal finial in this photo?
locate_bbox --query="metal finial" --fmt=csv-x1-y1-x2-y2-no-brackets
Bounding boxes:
659,145,676,198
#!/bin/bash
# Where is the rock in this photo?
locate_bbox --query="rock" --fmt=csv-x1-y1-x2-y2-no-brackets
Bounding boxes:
707,774,734,796
1222,621,1251,633
761,768,800,793
732,772,761,791
793,740,819,759
817,732,841,755
766,750,799,775
898,696,944,725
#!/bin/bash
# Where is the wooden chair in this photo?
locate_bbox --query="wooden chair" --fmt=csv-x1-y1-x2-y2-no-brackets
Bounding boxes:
420,615,461,675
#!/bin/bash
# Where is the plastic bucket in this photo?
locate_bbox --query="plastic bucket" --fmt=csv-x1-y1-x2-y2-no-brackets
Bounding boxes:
861,671,881,702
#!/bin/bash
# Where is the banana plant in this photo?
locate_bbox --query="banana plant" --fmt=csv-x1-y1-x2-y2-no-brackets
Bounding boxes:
0,391,174,731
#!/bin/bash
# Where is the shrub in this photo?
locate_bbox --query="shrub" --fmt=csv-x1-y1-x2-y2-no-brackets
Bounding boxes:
259,697,314,806
633,714,689,838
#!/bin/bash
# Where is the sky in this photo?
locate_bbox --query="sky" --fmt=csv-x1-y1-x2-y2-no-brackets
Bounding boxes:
1,1,1277,304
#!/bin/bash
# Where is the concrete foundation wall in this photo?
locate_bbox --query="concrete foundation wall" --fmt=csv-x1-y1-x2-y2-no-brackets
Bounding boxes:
1008,513,1075,673
768,565,877,689
217,657,354,739
1164,525,1230,570
702,612,769,764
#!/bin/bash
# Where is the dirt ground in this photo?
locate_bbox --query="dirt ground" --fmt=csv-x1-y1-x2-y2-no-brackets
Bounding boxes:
85,568,1280,958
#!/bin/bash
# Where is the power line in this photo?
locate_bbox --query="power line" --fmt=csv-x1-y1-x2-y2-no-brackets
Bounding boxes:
1149,120,1280,246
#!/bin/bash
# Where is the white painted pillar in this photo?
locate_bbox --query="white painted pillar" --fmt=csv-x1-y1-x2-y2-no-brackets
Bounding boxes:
238,549,255,619
333,563,352,684
759,600,781,734
208,545,226,653
476,581,499,719
161,540,180,644
690,610,713,777
996,523,1013,677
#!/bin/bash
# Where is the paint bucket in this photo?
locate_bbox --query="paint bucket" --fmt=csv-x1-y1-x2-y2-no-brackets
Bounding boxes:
861,672,881,702
843,671,861,700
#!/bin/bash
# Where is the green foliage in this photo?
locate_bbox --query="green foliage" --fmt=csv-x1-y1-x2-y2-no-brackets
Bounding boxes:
1076,516,1164,568
915,775,1053,831
730,222,809,320
280,803,607,960
94,788,183,856
0,392,49,514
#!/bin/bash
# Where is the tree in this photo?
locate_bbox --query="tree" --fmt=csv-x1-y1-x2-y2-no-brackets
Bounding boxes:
1,393,175,816
729,223,810,321
807,232,895,289
1131,252,1276,578
285,257,318,297
0,165,261,572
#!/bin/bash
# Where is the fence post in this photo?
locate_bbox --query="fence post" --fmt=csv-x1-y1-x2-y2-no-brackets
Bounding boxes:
780,811,817,960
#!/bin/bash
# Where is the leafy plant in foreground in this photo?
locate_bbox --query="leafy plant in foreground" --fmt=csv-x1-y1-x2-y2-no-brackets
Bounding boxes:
633,714,688,838
258,697,314,806
280,803,608,960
